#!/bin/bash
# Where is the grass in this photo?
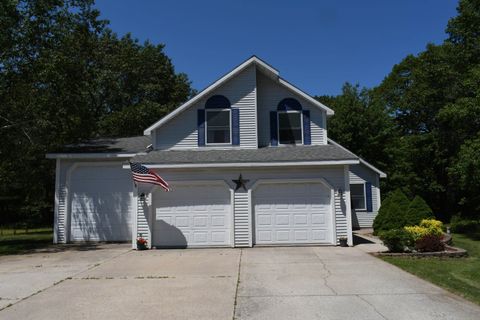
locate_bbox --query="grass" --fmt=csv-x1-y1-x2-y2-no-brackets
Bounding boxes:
0,228,53,256
380,233,480,305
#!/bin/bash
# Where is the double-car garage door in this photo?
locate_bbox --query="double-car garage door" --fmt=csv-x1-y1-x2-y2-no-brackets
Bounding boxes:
152,180,334,247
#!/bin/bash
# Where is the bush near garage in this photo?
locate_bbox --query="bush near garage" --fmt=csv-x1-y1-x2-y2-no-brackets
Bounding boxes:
379,229,414,253
373,190,435,235
373,189,411,234
404,196,434,226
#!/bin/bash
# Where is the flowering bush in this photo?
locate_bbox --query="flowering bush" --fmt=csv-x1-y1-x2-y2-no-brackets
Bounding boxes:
404,219,443,241
137,236,148,249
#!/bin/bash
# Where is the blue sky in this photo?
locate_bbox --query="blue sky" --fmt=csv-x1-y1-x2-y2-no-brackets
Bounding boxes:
95,0,458,96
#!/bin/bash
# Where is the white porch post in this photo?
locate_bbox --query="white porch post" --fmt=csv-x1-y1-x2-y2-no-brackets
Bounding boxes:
344,165,353,246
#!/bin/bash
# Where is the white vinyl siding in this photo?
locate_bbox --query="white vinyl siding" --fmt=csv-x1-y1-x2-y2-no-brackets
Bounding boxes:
234,191,251,247
349,164,381,228
154,65,257,150
256,71,326,147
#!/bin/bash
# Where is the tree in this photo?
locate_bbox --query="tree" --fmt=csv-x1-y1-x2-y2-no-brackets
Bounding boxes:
316,83,395,172
448,135,480,216
0,0,192,228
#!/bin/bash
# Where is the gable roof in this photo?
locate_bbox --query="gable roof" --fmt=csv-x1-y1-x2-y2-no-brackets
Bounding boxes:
143,55,334,135
327,138,387,178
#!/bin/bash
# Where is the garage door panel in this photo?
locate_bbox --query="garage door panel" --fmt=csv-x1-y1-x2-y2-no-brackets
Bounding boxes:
254,182,333,245
294,230,308,241
153,183,231,247
312,230,327,241
70,165,133,242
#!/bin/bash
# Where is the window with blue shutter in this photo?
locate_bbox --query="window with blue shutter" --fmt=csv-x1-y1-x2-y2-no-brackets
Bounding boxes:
197,109,205,146
232,108,240,146
365,182,373,212
270,111,278,146
302,110,311,145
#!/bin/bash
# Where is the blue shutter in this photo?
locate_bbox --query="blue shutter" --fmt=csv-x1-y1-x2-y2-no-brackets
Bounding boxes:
270,111,278,146
365,182,373,212
197,109,205,146
302,110,311,145
232,108,240,146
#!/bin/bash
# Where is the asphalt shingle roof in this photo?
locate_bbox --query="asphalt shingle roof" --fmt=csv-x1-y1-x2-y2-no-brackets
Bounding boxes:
58,136,151,154
131,144,357,164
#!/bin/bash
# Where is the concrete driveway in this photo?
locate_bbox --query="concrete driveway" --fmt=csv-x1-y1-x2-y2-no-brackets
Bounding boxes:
0,245,479,320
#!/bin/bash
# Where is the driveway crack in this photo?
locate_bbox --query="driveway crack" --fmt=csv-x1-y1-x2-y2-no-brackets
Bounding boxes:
357,295,388,320
232,249,243,320
312,249,337,295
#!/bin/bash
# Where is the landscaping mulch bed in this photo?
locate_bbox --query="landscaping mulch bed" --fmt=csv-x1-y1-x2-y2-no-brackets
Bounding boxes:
372,245,467,258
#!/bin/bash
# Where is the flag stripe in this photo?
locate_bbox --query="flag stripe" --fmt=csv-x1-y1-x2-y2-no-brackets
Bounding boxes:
129,162,170,191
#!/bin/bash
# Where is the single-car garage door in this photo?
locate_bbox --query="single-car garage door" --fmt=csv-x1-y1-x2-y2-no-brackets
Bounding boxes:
153,182,232,248
253,181,334,245
69,164,133,242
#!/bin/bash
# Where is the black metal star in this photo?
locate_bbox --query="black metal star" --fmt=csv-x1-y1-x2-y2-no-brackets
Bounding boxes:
233,174,249,191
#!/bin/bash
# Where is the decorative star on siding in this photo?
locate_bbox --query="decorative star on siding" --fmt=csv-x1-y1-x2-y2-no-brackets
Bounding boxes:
233,174,249,191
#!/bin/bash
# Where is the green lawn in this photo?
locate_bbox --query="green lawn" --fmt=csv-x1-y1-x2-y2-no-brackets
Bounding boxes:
380,234,480,305
0,228,53,256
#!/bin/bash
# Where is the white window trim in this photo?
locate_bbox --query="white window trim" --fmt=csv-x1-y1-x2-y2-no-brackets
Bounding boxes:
205,108,232,146
350,183,367,211
277,110,304,146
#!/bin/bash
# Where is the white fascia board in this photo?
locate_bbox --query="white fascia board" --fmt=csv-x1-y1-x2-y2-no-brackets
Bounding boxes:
46,153,137,159
143,56,278,135
327,138,387,178
278,78,335,116
121,160,359,169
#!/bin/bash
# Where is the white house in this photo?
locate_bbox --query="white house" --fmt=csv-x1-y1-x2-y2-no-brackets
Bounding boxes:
47,56,386,248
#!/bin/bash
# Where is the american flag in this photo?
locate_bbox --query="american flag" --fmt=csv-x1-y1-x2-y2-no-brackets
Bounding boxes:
129,162,170,192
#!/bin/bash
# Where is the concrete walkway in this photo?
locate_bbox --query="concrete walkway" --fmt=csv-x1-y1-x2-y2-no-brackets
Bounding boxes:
0,245,479,319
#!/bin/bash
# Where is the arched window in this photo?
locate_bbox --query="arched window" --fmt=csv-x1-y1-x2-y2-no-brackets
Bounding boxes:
204,95,232,144
277,98,302,111
205,95,231,109
276,98,303,145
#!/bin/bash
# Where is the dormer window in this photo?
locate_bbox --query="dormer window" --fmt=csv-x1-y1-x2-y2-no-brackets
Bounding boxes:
206,109,231,144
278,111,303,145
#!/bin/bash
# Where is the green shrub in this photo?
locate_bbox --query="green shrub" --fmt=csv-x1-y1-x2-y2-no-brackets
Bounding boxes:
404,196,433,226
373,189,411,234
379,229,414,253
450,218,480,234
415,234,445,252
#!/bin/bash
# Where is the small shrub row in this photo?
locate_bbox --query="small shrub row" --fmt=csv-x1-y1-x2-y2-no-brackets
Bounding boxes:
450,216,480,234
379,219,445,253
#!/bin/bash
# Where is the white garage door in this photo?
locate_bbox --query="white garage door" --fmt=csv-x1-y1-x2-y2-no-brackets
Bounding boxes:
70,165,133,242
254,182,333,245
153,182,232,248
